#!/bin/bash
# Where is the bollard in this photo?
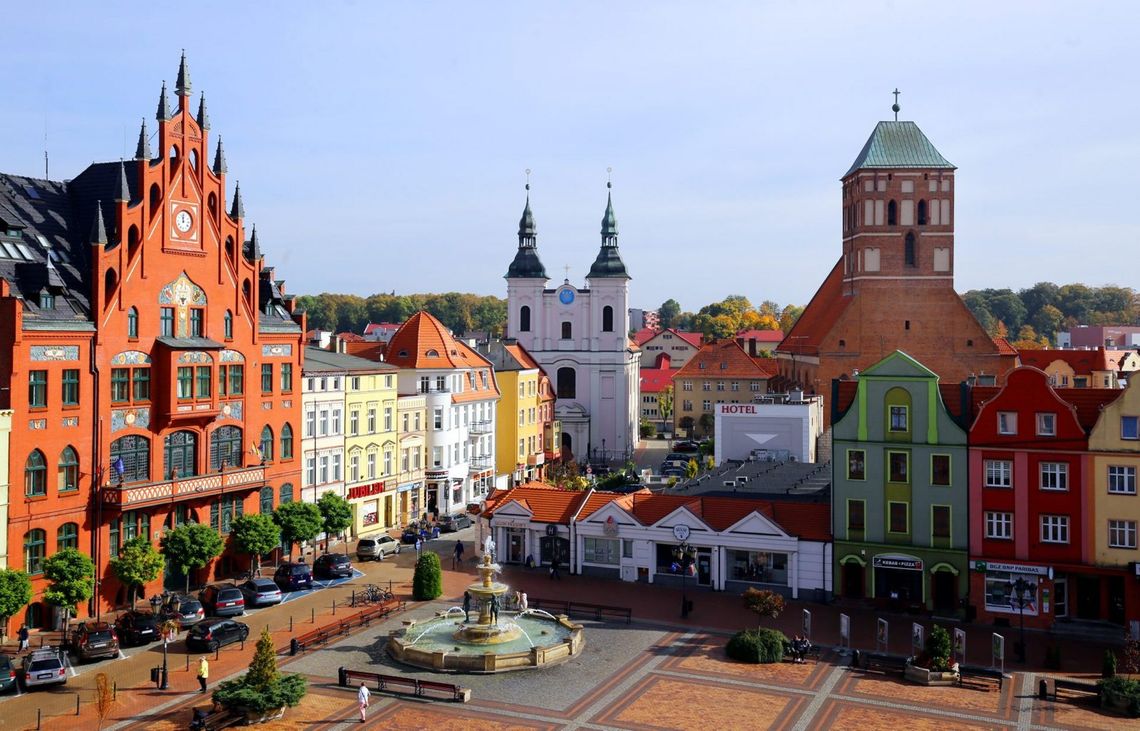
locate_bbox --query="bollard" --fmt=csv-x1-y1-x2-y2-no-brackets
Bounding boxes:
240,638,245,651
215,645,220,661
185,653,190,671
36,709,41,730
338,666,347,687
351,590,355,607
289,616,293,633
113,681,117,701
332,599,336,616
311,608,315,624
290,638,299,656
1039,678,1048,700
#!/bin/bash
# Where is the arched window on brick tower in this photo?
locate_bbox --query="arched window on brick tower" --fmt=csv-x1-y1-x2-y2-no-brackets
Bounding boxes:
917,200,928,226
887,200,898,226
905,232,917,267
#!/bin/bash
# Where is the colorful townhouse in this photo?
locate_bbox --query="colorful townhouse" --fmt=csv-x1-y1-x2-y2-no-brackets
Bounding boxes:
0,55,305,630
1017,347,1134,389
478,338,548,487
672,340,777,438
340,353,399,537
967,366,1119,629
301,349,347,506
831,352,970,614
396,393,427,524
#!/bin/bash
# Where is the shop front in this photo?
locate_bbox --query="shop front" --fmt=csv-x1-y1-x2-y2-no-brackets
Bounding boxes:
969,559,1053,629
397,481,423,526
348,480,395,537
836,543,968,614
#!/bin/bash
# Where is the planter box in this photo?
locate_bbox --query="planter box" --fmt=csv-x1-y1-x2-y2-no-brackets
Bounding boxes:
243,706,287,724
905,664,960,686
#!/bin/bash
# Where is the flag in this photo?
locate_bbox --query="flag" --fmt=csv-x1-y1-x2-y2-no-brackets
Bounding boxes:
112,457,125,477
250,441,262,460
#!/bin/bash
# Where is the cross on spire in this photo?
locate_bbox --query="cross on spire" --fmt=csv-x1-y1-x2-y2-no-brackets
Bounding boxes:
563,264,571,280
892,88,901,121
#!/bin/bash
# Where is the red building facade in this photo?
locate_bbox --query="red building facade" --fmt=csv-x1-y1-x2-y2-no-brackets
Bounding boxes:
0,55,304,631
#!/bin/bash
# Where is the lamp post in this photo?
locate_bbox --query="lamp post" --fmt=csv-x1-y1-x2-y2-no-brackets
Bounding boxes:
673,540,697,619
1011,577,1031,663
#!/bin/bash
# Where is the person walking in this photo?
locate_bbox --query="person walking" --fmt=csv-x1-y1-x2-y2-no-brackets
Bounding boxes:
17,624,29,653
549,558,561,580
414,536,422,556
453,539,464,569
357,682,370,723
196,656,209,693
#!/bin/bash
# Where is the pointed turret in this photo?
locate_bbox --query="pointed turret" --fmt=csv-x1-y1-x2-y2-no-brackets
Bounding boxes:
213,137,227,175
115,161,130,202
196,92,210,130
90,204,108,246
505,183,548,279
588,182,629,278
156,81,171,121
175,51,192,97
134,119,152,160
229,181,245,220
245,224,261,263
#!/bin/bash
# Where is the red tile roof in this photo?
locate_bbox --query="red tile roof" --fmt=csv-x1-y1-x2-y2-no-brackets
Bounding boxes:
341,342,385,361
633,327,660,345
968,380,1121,433
636,328,703,348
1017,348,1114,374
336,332,365,342
674,340,777,380
617,493,830,541
640,367,677,394
777,258,850,356
483,483,624,524
736,329,785,343
385,311,492,372
993,337,1018,356
363,322,400,336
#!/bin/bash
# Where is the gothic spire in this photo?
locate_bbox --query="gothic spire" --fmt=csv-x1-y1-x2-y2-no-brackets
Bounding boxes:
213,136,227,175
588,179,629,279
115,161,130,202
134,118,151,160
196,92,210,130
600,181,618,245
156,81,171,121
175,50,192,97
505,176,547,280
248,224,261,263
229,181,245,219
90,203,108,246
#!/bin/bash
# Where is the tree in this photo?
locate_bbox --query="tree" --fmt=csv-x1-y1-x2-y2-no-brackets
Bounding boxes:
685,458,699,479
161,524,224,593
742,587,786,628
273,501,322,555
230,514,282,577
110,536,165,606
1032,304,1064,342
412,551,443,600
658,299,682,329
0,569,33,638
547,460,587,490
698,412,715,437
639,419,656,438
658,385,674,433
95,672,115,730
213,626,307,716
316,492,353,553
42,548,95,628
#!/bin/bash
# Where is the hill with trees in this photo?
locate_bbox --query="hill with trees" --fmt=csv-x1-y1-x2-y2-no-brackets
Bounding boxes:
295,292,507,337
963,283,1139,349
658,296,802,341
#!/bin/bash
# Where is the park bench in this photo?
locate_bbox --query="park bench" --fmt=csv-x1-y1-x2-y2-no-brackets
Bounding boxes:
289,598,405,654
527,597,632,624
956,664,1006,690
852,650,909,674
189,706,244,730
339,667,471,703
1041,677,1099,702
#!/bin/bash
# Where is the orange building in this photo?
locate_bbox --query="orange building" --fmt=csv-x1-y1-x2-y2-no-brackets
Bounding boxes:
0,55,304,630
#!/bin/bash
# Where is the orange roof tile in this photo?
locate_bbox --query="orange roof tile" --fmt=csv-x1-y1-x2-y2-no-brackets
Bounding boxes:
736,329,785,342
385,311,494,375
482,483,589,523
640,367,676,394
674,340,777,380
1017,348,1114,373
341,342,385,361
633,328,660,345
993,337,1018,356
337,332,365,342
777,258,851,356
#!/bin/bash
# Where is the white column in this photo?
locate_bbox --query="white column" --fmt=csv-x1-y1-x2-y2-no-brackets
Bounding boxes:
790,551,799,599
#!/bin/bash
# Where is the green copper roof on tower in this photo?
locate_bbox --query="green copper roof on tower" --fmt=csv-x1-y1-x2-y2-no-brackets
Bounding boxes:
506,174,548,279
843,121,955,178
589,178,630,279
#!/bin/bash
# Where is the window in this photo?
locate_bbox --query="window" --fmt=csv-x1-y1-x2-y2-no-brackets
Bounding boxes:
1040,462,1068,491
716,382,725,391
931,454,951,486
29,370,47,407
58,447,79,492
561,321,572,340
887,451,909,483
223,310,233,339
189,308,204,337
1108,465,1137,495
367,451,377,478
519,305,530,332
602,305,614,332
557,367,576,399
1108,520,1138,549
163,431,198,479
702,400,711,410
209,426,243,470
985,511,1013,540
280,423,293,460
932,505,951,538
226,365,243,396
904,232,916,266
682,381,692,391
210,494,244,534
160,307,174,337
433,407,443,430
1036,413,1056,436
25,450,47,496
57,523,78,551
111,368,131,403
306,456,317,485
888,501,908,533
280,363,293,393
583,537,619,565
846,450,866,480
367,407,377,433
384,406,393,431
259,486,274,514
682,400,692,411
128,307,139,338
195,366,212,399
24,529,46,574
847,500,865,532
133,368,151,401
917,199,928,225
1040,515,1069,544
259,426,274,462
383,449,393,475
261,364,273,394
984,459,1012,488
998,411,1017,435
177,367,193,399
111,435,150,483
279,483,294,504
1123,416,1139,440
702,381,711,391
887,199,898,226
889,405,907,432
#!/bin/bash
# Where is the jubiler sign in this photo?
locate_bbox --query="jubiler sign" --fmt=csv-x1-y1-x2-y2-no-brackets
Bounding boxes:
347,482,387,500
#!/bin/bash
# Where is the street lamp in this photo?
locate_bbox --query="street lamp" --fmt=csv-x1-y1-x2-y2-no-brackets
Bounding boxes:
150,595,179,690
1011,577,1032,662
673,542,697,619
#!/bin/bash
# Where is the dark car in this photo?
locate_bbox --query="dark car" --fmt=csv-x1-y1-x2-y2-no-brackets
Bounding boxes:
198,584,246,617
238,578,283,607
114,611,161,646
274,561,314,591
164,594,206,627
400,527,420,544
185,619,249,652
313,553,353,579
69,622,120,663
0,655,17,694
438,514,472,532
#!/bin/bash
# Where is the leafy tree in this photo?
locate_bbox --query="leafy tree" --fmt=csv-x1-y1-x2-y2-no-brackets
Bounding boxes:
214,626,306,715
0,568,33,637
685,458,699,479
726,628,787,664
778,304,803,333
742,587,785,628
547,460,588,490
316,492,353,553
110,536,165,606
923,625,953,672
1021,282,1060,316
412,551,443,600
658,385,674,433
274,501,322,555
639,420,656,438
658,299,682,329
698,412,715,437
1032,304,1064,342
230,514,282,576
161,524,224,593
42,549,95,627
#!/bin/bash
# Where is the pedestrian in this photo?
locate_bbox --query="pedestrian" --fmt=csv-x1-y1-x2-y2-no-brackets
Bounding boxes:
454,539,464,569
549,558,561,580
357,682,370,723
197,656,209,693
17,624,29,653
415,536,422,555
463,591,472,623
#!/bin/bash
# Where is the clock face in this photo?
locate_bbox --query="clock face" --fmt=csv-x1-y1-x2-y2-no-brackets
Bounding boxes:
559,289,575,305
175,210,193,233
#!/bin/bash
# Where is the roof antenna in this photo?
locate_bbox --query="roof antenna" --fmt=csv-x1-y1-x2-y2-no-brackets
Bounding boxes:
525,168,531,193
892,88,901,121
43,116,49,179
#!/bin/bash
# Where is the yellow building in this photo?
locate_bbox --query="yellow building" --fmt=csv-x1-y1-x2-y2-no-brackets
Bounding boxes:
337,354,400,538
0,410,11,569
480,339,546,487
397,393,427,524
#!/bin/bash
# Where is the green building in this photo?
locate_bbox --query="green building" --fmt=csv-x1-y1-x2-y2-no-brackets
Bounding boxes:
831,351,968,614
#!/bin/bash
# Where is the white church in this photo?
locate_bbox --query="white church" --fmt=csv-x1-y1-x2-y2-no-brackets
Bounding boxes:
504,183,641,463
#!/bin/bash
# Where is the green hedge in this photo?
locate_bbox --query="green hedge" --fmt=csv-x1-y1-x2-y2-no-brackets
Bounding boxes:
726,628,787,664
413,551,443,600
1098,676,1140,717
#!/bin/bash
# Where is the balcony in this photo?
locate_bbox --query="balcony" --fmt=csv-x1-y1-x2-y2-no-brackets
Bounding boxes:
527,452,545,466
100,465,266,510
468,456,494,473
468,420,493,435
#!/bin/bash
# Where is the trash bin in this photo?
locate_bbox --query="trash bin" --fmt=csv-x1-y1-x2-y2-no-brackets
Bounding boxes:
150,666,161,684
1038,678,1049,700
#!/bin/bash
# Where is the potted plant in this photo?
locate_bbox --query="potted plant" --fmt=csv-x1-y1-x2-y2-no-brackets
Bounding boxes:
213,627,306,723
905,625,960,686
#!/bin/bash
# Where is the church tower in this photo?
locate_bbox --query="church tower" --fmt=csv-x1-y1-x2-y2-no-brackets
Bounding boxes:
504,181,548,351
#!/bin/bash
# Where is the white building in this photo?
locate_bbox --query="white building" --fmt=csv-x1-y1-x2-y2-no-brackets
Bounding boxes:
385,311,499,517
713,393,825,465
301,349,346,504
504,184,640,463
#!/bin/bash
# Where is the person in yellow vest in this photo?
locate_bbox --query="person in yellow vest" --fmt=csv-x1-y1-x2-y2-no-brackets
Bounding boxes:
197,656,209,693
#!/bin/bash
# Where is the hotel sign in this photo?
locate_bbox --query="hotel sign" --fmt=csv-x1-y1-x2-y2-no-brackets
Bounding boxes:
718,404,758,415
347,482,387,500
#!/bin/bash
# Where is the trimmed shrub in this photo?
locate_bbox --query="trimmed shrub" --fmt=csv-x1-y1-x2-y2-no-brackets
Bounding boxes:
726,628,787,664
413,551,443,600
1098,676,1140,717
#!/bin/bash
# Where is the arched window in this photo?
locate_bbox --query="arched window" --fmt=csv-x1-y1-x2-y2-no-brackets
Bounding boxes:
149,184,161,218
127,225,140,259
188,149,198,172
519,305,531,332
223,310,233,339
885,386,913,437
259,486,274,514
163,430,198,479
260,426,274,463
104,268,118,307
111,435,150,483
25,451,47,496
127,307,139,339
58,446,79,493
208,193,217,220
209,426,243,471
887,200,898,226
561,321,572,340
57,523,78,551
602,305,614,332
24,529,46,575
243,279,252,310
225,237,235,263
280,423,294,460
917,200,928,226
904,232,917,267
279,482,294,504
557,367,576,399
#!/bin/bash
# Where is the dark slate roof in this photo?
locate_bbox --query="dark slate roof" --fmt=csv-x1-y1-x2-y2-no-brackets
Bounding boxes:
156,336,224,350
303,346,397,373
843,121,955,177
505,247,548,279
588,189,629,279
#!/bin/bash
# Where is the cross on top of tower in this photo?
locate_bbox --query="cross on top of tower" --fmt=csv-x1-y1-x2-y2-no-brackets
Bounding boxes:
892,88,901,121
563,264,571,280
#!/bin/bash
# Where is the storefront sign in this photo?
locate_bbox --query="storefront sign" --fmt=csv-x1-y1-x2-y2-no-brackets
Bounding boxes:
498,519,529,529
974,560,1049,576
347,482,387,500
426,470,448,479
718,404,757,415
873,555,923,571
545,524,558,537
673,523,691,542
397,482,421,493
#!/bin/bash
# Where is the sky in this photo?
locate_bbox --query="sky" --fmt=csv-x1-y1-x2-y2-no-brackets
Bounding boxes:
2,1,1138,313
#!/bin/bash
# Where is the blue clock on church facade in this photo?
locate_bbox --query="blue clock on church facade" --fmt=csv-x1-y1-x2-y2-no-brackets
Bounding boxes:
559,288,575,305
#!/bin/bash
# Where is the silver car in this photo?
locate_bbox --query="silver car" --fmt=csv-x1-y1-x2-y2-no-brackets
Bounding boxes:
238,578,283,607
356,534,401,561
22,648,67,689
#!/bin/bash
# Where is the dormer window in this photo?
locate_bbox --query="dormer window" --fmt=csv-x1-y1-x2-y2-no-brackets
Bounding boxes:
1036,413,1056,437
998,411,1017,435
39,291,54,310
425,349,439,358
698,362,706,369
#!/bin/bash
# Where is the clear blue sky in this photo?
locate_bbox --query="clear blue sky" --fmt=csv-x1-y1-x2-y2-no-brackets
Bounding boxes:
3,2,1138,313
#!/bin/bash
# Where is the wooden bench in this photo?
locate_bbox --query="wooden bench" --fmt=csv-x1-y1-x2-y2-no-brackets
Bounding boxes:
1042,677,1099,702
190,706,244,730
957,664,1006,690
853,650,909,674
528,597,632,624
339,667,471,703
418,678,472,702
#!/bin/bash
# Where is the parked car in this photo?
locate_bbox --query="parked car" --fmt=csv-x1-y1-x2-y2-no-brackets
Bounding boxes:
238,578,283,607
185,619,249,652
69,621,120,663
466,501,484,515
198,584,246,617
400,527,420,544
356,535,401,561
661,467,686,478
114,611,161,646
672,440,700,453
438,514,472,532
0,655,18,694
314,553,354,579
165,594,206,627
21,648,67,689
274,561,314,591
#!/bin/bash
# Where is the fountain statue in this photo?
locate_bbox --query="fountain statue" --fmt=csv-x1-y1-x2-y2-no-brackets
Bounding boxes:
453,552,521,644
